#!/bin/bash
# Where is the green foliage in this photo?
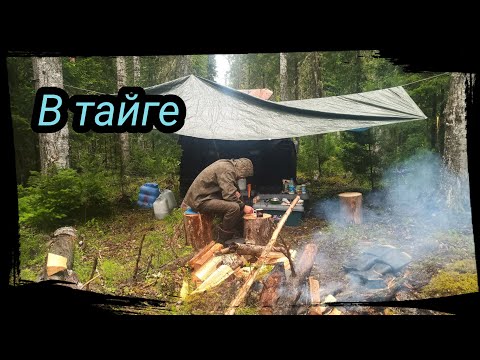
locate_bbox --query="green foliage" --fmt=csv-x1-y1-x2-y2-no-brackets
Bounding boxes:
63,57,116,94
18,168,115,230
19,226,47,269
298,133,341,178
20,268,39,282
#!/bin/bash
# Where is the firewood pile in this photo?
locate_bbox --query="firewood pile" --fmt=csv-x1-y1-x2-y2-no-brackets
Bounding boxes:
181,240,345,315
183,241,296,297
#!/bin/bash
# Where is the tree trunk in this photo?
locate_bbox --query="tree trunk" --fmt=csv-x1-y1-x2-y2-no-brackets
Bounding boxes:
207,55,216,81
133,56,144,148
443,73,469,176
314,134,322,177
243,214,274,246
116,56,129,195
183,212,214,250
177,55,191,77
430,92,438,150
312,52,325,169
32,57,69,174
443,73,474,209
338,192,363,224
312,52,324,98
293,55,299,100
280,53,288,101
39,227,79,286
133,56,141,86
355,50,363,92
241,57,249,89
116,56,129,163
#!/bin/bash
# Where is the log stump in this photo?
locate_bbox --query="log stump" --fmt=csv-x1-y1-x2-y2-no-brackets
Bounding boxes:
183,212,213,250
243,213,274,246
338,192,363,224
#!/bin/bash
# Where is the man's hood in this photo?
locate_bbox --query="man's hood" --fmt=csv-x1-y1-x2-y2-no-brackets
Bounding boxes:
232,158,254,178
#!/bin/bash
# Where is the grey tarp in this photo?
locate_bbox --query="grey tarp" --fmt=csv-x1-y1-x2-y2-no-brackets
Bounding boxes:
145,75,427,140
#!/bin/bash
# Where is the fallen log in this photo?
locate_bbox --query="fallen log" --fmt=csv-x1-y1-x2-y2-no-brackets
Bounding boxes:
39,227,80,287
225,196,300,315
228,243,287,257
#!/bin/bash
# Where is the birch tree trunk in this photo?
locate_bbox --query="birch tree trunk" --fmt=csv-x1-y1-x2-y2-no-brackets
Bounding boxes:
116,56,129,196
280,53,288,101
443,73,474,209
32,57,69,174
116,56,129,164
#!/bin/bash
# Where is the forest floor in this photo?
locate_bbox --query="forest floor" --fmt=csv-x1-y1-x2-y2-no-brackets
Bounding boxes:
19,184,478,315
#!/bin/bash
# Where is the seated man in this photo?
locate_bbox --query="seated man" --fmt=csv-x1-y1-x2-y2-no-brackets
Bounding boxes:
183,158,255,243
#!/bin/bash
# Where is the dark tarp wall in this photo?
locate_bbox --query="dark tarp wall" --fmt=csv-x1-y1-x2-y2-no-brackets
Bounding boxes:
179,136,296,197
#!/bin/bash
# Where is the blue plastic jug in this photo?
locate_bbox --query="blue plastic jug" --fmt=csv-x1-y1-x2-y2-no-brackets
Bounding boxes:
137,183,160,209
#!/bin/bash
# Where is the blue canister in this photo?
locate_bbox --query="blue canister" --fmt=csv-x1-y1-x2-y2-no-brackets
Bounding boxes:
137,183,160,208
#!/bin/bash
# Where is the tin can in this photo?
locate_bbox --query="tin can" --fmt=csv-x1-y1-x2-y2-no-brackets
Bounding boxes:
296,185,302,194
301,184,306,194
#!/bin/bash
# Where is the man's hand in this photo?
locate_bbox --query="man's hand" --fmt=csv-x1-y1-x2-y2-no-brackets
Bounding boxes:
243,205,254,214
235,191,241,199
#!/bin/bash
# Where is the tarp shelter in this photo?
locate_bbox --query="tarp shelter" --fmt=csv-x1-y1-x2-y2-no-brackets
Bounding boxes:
145,75,427,194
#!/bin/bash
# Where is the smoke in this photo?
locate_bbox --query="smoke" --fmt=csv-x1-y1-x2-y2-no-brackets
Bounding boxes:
303,151,476,306
314,151,472,236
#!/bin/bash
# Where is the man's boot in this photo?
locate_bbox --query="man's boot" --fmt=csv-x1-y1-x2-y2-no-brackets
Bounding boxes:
216,226,235,245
